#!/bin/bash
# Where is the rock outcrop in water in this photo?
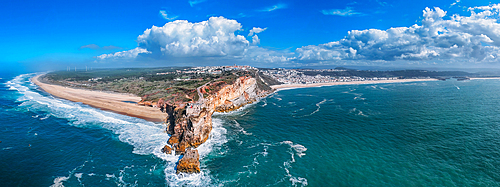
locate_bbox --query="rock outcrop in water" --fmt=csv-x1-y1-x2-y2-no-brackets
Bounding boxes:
157,76,272,173
161,145,172,154
176,149,200,174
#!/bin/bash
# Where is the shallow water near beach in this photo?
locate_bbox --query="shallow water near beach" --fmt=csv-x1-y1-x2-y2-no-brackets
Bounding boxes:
1,73,500,186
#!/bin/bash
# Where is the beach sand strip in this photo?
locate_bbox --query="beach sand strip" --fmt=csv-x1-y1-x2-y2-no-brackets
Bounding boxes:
31,74,168,122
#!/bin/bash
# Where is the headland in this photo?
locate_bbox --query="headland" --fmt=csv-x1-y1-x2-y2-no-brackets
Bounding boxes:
32,66,479,174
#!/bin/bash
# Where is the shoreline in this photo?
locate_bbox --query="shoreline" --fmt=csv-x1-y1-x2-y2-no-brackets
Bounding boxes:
470,77,500,80
30,75,437,122
270,78,437,90
31,74,168,122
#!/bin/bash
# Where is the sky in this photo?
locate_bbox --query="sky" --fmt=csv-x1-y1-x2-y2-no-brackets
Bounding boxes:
2,0,500,71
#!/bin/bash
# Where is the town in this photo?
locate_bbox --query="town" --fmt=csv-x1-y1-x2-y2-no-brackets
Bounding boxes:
260,69,398,84
156,65,256,76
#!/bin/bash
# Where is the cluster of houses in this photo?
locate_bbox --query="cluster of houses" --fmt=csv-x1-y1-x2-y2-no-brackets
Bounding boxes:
156,65,256,76
261,69,399,84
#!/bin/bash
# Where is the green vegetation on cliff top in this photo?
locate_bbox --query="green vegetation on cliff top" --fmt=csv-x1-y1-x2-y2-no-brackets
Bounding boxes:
41,67,271,103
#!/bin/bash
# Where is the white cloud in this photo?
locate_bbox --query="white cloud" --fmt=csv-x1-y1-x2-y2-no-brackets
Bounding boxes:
137,16,249,57
298,5,500,64
188,0,206,7
97,17,291,64
321,7,363,16
252,35,260,44
248,27,267,36
97,47,150,60
260,4,287,12
98,4,500,67
450,0,460,7
159,10,178,20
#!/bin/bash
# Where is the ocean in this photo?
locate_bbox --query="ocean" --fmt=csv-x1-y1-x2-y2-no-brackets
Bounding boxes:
1,73,500,186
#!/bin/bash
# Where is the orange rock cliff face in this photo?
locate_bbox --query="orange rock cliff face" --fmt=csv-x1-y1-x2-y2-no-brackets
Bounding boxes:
156,76,273,173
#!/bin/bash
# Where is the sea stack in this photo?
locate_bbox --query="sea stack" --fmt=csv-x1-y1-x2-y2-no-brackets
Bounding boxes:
176,149,200,174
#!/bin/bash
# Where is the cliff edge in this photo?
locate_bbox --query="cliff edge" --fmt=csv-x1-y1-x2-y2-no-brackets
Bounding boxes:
157,75,273,173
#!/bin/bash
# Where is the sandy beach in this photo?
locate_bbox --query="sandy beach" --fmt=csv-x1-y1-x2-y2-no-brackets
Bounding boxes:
31,74,168,122
470,77,500,80
271,78,437,90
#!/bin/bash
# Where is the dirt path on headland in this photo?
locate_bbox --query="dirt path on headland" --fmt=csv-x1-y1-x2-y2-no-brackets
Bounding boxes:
31,74,168,122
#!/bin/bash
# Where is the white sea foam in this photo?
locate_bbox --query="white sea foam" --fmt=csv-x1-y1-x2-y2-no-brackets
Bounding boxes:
74,173,83,179
10,73,225,186
74,173,83,184
260,99,267,107
231,120,252,135
350,108,368,117
279,141,308,186
240,110,250,116
39,114,50,120
197,118,228,158
294,99,333,118
50,176,69,187
307,99,327,116
289,175,308,186
354,96,366,100
281,141,308,158
50,160,88,187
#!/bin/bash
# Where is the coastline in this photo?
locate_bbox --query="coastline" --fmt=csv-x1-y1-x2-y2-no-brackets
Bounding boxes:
31,74,168,122
470,77,500,80
30,74,436,122
270,78,437,90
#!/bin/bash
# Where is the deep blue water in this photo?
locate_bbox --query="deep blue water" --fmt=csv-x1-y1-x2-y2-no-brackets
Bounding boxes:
1,73,500,186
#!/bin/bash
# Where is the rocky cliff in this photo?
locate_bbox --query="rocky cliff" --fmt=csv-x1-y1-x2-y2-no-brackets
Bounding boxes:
156,76,272,173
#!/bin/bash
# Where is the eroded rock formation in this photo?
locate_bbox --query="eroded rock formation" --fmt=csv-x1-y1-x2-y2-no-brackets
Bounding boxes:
157,76,272,174
161,145,172,154
176,149,200,174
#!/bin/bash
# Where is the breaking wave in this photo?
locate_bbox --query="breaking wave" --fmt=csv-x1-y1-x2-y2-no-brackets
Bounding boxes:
9,73,228,186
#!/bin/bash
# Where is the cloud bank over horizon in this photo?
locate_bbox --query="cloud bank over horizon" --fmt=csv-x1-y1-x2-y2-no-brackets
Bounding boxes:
298,5,500,65
98,4,500,67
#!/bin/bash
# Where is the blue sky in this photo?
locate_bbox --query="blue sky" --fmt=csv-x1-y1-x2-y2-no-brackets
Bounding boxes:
2,0,500,71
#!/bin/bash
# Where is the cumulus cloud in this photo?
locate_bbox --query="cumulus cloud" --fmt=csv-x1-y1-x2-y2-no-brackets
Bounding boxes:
159,10,178,20
97,16,291,64
98,4,500,66
298,5,500,64
259,4,287,12
321,7,363,16
248,27,267,36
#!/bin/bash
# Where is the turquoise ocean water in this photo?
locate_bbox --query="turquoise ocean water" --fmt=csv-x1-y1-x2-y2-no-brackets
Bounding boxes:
1,73,500,186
